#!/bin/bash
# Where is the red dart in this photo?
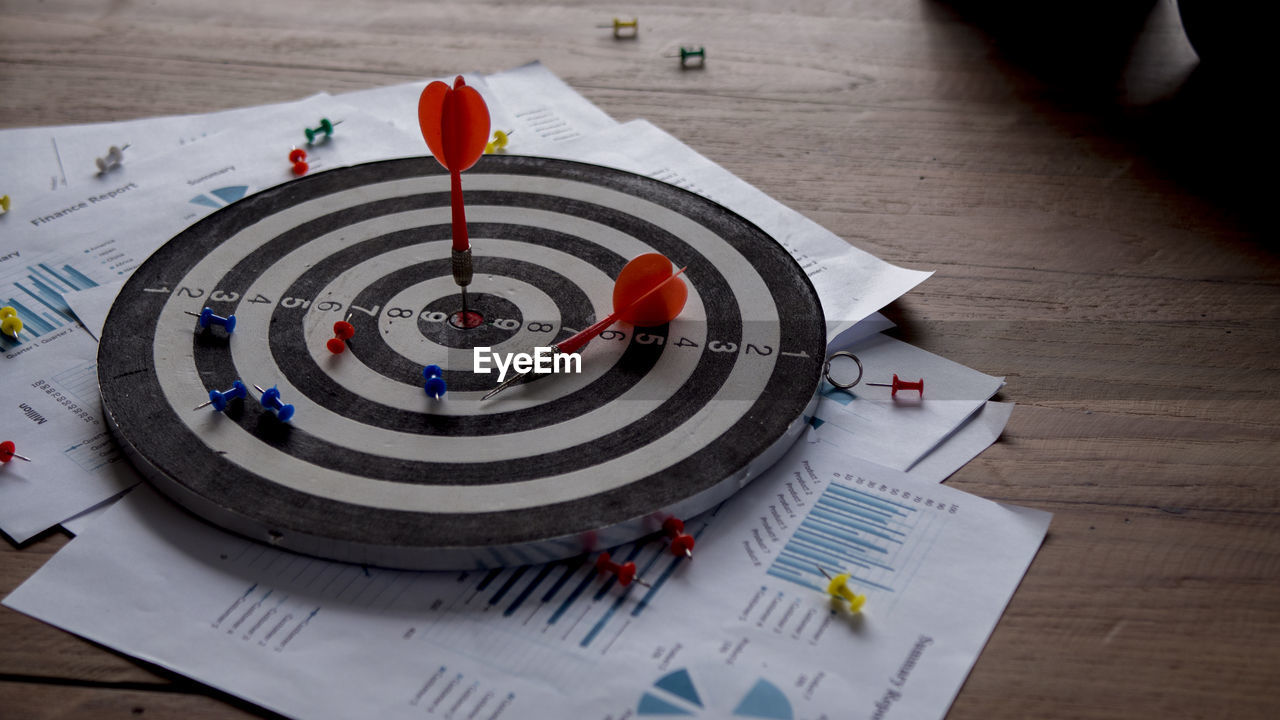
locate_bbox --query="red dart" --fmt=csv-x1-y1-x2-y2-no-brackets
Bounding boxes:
556,255,687,356
482,255,688,400
418,76,491,255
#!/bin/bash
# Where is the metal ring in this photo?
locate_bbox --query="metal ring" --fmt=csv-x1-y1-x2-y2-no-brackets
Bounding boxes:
823,351,864,389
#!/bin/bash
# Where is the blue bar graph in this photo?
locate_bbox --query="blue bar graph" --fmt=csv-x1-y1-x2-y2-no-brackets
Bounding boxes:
766,480,926,596
458,531,694,651
1,262,100,351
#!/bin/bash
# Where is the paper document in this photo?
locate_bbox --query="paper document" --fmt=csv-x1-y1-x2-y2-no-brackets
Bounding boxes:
7,440,1048,720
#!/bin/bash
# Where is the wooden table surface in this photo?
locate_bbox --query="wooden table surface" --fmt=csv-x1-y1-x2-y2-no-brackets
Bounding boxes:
2,1,1277,718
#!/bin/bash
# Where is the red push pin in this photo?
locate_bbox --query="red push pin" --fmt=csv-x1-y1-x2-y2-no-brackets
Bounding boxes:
662,517,695,558
864,374,924,398
1,441,32,463
289,148,309,176
326,319,355,354
595,552,650,588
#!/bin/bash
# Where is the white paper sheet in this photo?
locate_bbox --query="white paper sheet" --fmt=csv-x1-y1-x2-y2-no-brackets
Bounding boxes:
7,439,1048,720
523,120,933,342
905,400,1015,483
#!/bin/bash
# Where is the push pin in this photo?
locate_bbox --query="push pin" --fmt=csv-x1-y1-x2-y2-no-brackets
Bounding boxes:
253,384,296,422
823,351,924,399
0,441,32,464
678,46,706,69
185,307,236,334
0,306,23,338
662,517,695,558
194,380,248,411
484,130,513,154
597,17,638,39
423,364,447,399
327,319,355,354
289,148,309,176
817,566,866,613
865,374,924,398
95,144,128,174
0,195,10,214
304,118,342,144
595,552,650,588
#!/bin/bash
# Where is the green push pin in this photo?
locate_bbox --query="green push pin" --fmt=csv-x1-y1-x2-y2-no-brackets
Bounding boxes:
679,46,706,69
305,118,342,144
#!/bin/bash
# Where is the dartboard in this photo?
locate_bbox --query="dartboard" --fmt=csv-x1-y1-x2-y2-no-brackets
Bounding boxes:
98,155,825,569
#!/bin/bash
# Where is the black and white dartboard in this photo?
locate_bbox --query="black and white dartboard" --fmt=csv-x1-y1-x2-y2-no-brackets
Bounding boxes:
98,155,825,569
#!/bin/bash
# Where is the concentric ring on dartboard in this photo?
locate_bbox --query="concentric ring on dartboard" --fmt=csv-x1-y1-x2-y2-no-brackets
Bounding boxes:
98,155,826,570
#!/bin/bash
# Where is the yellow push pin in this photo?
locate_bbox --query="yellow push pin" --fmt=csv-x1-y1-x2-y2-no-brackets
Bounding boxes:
483,129,513,154
0,306,22,338
597,17,638,39
0,194,10,214
817,565,866,613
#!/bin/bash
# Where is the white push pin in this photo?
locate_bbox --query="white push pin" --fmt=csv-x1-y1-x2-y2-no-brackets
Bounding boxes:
96,144,129,174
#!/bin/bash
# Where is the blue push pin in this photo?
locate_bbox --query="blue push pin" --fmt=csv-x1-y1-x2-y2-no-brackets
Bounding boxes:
253,384,296,422
193,380,248,412
423,365,446,399
186,307,236,334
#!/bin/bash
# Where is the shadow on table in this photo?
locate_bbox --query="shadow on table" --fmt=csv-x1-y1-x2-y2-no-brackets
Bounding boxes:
927,0,1272,241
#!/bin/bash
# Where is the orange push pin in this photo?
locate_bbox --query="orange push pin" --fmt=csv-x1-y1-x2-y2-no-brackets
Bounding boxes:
817,566,865,613
1,441,32,464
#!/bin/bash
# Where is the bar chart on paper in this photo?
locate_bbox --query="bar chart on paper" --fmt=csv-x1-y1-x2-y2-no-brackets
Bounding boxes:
0,262,99,350
765,473,953,613
424,529,701,660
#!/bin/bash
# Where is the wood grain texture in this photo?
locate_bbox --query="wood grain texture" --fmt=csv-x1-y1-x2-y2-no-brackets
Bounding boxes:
2,0,1277,718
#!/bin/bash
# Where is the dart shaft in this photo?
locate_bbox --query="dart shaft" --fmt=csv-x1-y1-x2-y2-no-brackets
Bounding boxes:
450,169,469,254
452,248,473,288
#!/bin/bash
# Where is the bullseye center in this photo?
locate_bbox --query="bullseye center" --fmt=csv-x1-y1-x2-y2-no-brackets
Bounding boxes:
449,310,485,329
